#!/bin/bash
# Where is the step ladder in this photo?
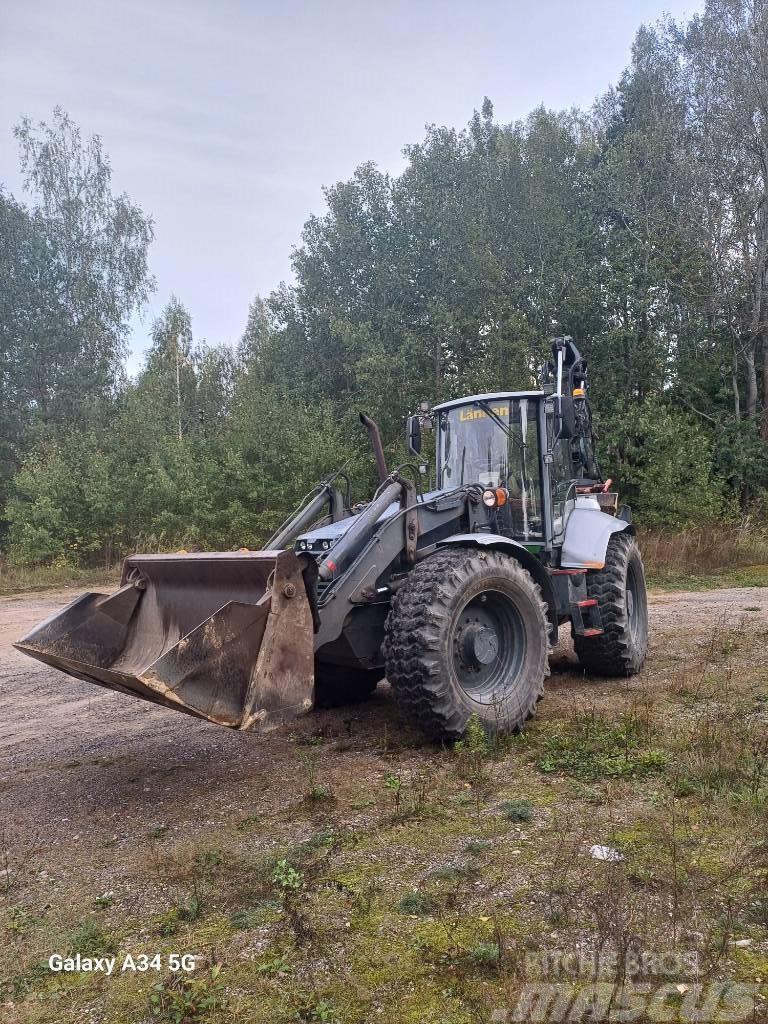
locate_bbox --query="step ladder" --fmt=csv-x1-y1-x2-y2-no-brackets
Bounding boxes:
563,573,604,638
570,596,604,637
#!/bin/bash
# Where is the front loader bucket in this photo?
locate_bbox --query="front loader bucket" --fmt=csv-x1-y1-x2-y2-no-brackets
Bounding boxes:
14,550,315,731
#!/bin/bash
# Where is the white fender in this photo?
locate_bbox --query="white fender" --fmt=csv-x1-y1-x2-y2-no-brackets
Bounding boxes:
561,496,631,569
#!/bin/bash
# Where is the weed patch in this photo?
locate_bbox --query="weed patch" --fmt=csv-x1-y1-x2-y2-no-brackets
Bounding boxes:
397,891,435,916
502,798,534,822
148,965,224,1022
68,918,117,956
536,711,667,780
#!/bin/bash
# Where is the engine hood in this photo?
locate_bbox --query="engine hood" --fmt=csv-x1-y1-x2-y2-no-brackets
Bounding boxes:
295,488,447,554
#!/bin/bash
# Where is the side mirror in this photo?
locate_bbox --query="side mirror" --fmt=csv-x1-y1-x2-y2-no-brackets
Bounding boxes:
407,415,422,455
556,396,576,439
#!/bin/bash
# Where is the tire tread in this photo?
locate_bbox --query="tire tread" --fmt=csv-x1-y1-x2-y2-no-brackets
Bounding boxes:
573,531,648,676
383,548,549,740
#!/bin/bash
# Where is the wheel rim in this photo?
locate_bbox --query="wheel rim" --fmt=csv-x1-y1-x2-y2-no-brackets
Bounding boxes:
451,590,526,704
626,562,641,643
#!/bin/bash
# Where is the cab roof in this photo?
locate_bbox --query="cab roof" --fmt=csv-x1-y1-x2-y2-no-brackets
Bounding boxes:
432,391,544,412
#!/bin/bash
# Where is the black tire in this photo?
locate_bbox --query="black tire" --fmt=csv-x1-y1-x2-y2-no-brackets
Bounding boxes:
574,531,648,676
383,548,550,741
313,663,382,708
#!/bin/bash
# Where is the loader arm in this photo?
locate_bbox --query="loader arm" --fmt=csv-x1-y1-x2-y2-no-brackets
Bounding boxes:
306,483,471,651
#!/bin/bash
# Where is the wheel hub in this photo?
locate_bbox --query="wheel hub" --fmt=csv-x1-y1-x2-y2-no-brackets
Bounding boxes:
451,591,526,701
460,624,500,667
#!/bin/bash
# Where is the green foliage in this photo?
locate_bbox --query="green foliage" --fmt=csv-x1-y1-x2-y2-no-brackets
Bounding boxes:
599,399,724,529
396,891,435,916
272,859,303,893
157,894,203,937
306,786,332,802
6,433,116,565
293,998,341,1023
230,908,261,930
714,419,768,502
459,713,491,755
255,951,292,975
537,712,668,780
5,20,768,571
0,109,153,540
467,941,500,969
148,965,224,1023
502,799,534,823
384,772,403,813
464,839,492,855
454,713,495,782
67,919,117,957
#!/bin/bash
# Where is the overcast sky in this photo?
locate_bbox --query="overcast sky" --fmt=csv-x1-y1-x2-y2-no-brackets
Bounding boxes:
1,0,701,371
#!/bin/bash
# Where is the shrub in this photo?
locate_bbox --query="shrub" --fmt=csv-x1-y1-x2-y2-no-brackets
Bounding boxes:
502,798,534,822
396,891,434,916
599,398,723,530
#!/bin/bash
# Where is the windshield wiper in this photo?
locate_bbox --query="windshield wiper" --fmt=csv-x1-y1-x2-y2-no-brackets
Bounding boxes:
475,400,509,436
476,401,525,452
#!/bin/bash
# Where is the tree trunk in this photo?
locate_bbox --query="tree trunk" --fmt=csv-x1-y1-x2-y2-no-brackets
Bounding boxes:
748,196,768,420
762,333,768,439
433,335,441,401
175,335,182,441
745,341,758,419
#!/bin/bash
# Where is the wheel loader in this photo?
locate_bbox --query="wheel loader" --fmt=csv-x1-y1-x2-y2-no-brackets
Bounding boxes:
16,338,648,740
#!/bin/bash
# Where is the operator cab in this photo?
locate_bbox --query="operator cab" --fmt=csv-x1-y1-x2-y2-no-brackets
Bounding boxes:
433,392,546,541
427,336,606,549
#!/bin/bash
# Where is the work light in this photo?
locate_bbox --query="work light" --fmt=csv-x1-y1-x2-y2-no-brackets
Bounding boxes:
482,487,509,508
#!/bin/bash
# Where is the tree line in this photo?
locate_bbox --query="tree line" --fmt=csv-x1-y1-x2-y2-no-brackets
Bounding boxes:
2,0,768,568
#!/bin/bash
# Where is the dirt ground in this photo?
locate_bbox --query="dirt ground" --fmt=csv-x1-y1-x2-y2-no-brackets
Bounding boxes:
1,584,766,1023
0,584,762,855
1,585,766,849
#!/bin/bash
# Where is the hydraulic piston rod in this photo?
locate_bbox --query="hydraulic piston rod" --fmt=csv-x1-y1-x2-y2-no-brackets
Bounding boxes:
317,479,403,581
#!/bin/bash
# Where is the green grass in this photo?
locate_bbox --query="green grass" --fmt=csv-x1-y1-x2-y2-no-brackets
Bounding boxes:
646,563,768,590
0,558,120,596
535,712,668,780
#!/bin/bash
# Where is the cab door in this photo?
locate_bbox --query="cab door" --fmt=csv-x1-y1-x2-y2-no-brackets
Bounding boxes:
545,404,575,546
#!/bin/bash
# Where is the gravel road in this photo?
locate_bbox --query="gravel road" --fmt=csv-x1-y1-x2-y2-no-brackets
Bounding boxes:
1,584,766,847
